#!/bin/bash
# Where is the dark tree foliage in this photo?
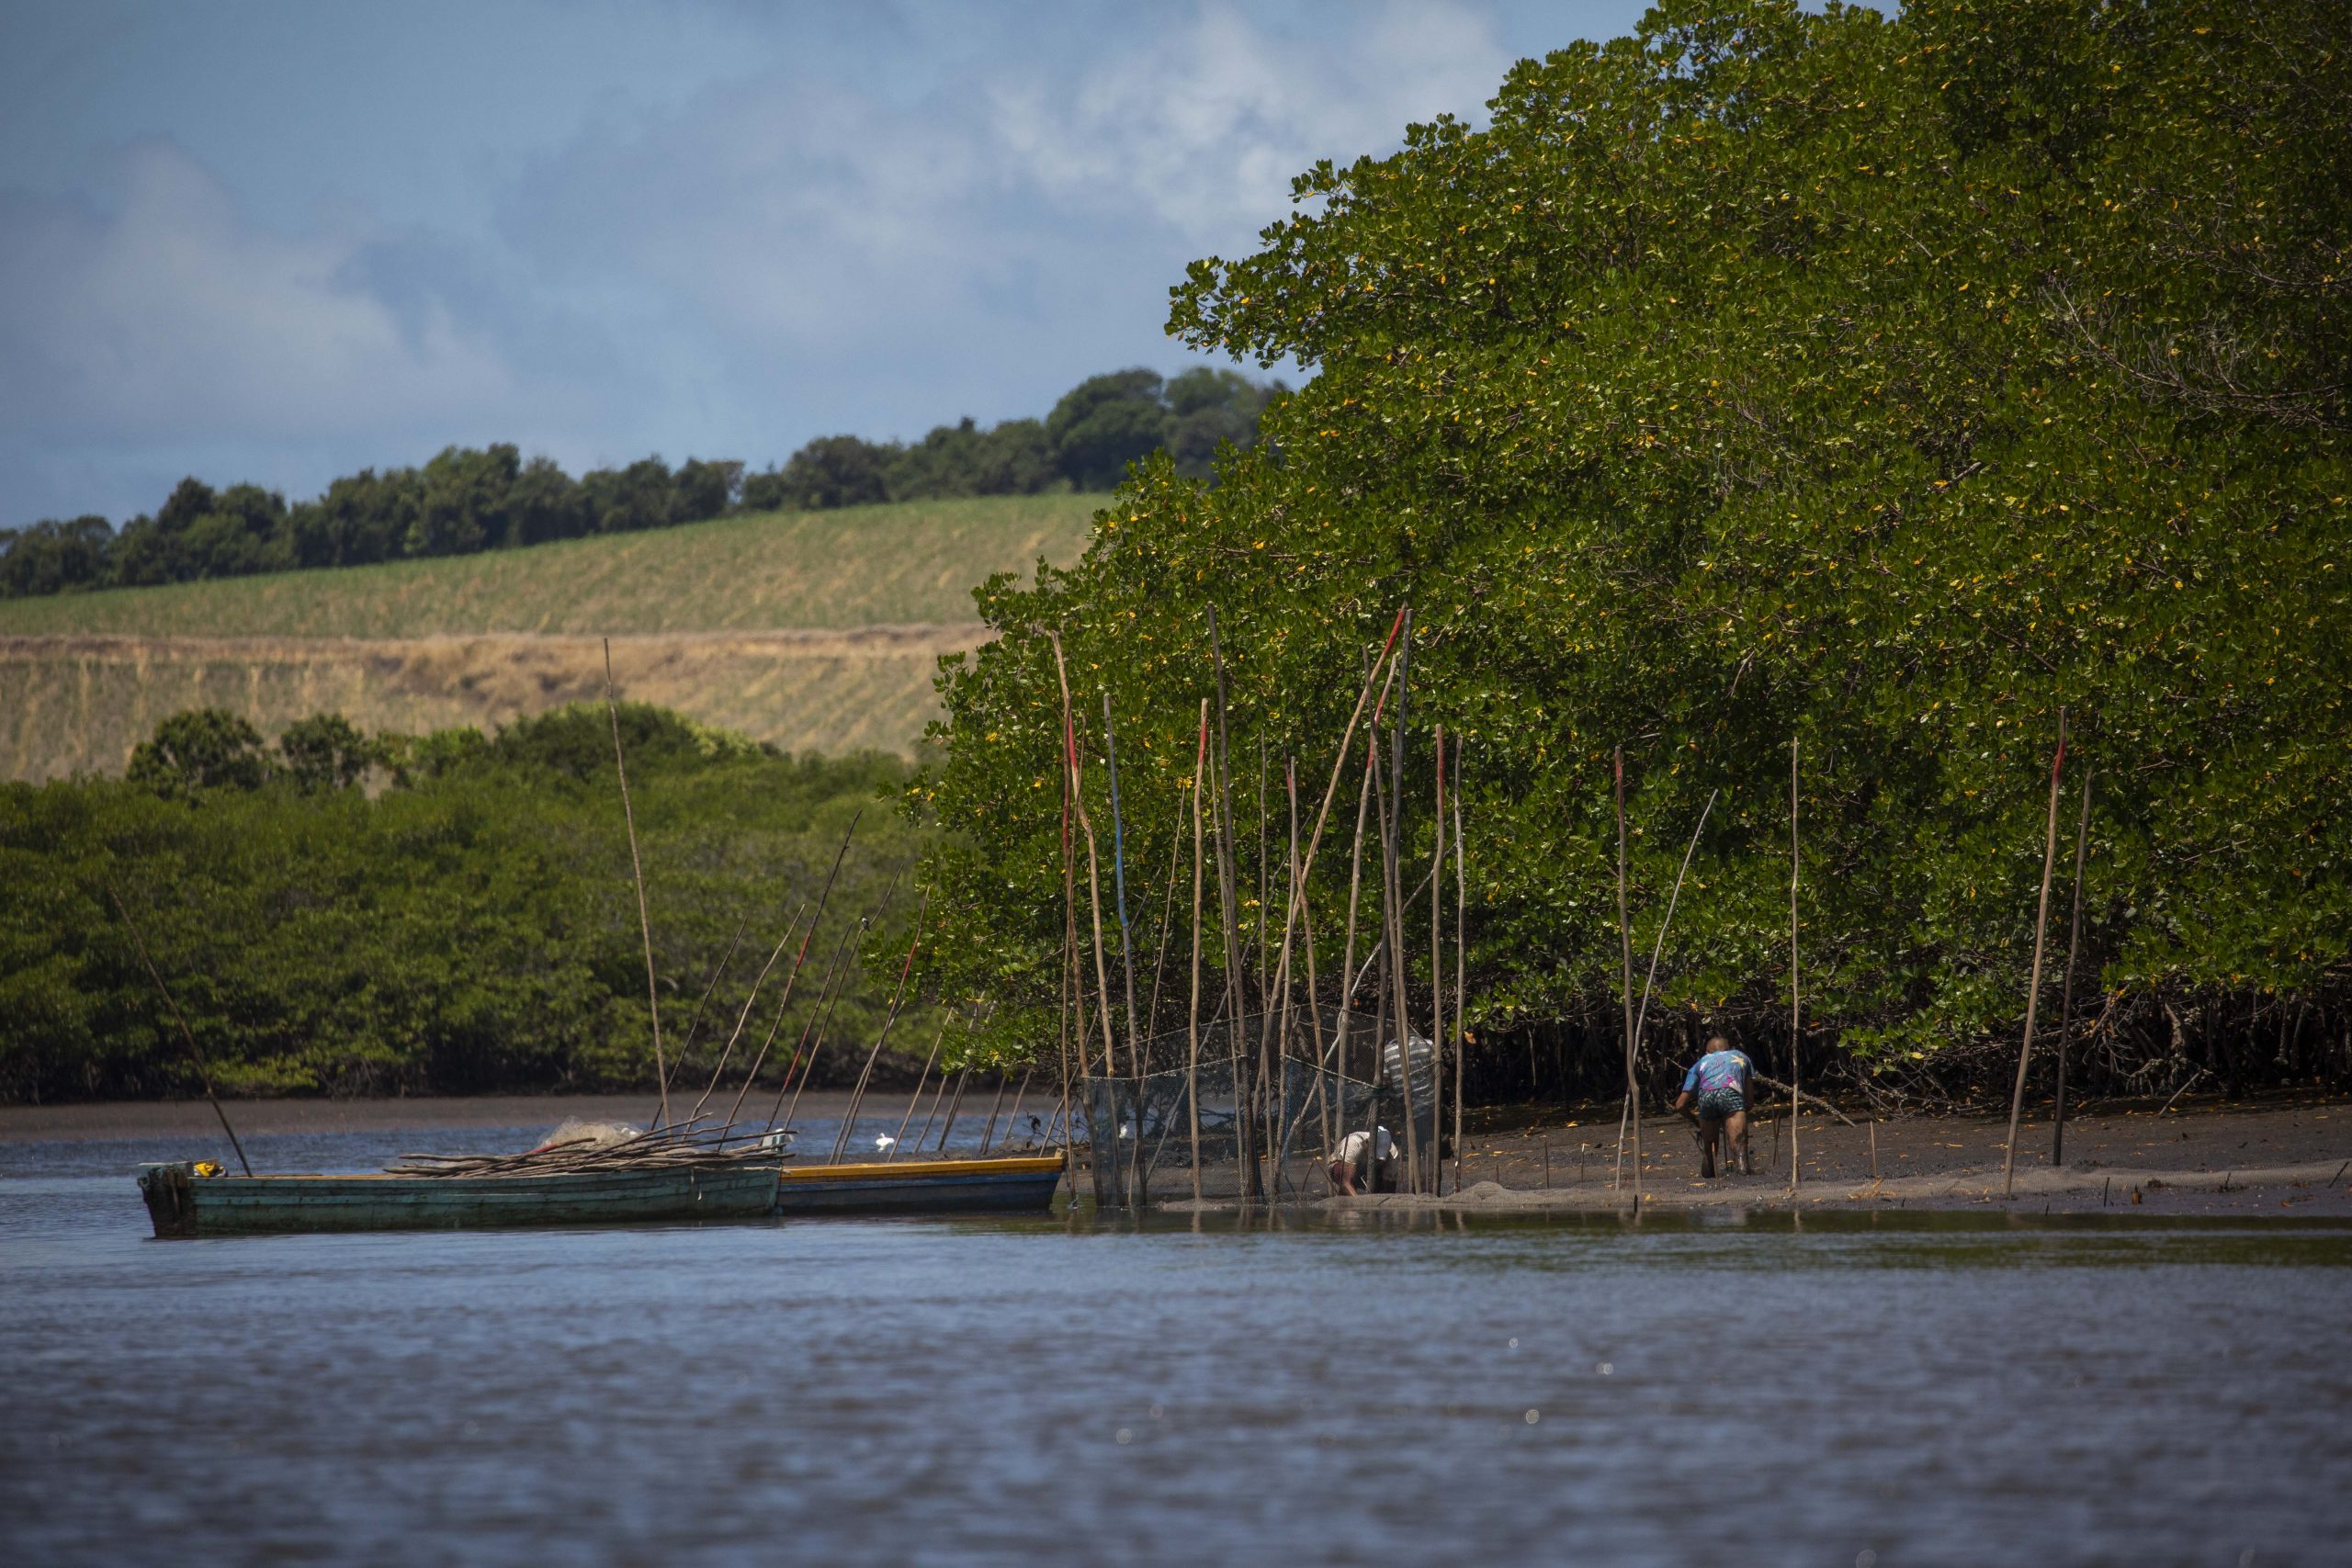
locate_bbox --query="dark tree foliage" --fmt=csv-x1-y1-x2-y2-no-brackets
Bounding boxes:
916,0,2352,1094
126,709,273,795
2,707,925,1102
277,714,380,793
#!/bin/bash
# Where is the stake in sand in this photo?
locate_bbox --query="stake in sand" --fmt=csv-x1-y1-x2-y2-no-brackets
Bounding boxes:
2005,709,2068,1199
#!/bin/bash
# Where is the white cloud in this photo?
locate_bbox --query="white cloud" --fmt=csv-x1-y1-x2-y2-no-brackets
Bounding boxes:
989,1,1506,243
0,139,522,444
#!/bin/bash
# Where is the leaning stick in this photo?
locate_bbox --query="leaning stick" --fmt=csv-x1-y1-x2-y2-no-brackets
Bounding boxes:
1188,700,1209,1203
670,913,748,1115
605,638,670,1128
914,1059,961,1153
883,1009,953,1161
1613,747,1640,1207
977,1066,1013,1154
1631,788,1721,1051
718,809,866,1133
2005,709,2069,1199
1452,755,1466,1198
2052,767,2095,1168
108,886,252,1176
1788,737,1802,1197
828,892,930,1163
1144,775,1186,1045
1747,1070,1857,1126
691,906,803,1122
765,872,894,1139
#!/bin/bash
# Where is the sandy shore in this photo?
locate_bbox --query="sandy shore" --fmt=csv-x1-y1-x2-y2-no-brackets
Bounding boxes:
1324,1099,2352,1216
1136,1098,2352,1217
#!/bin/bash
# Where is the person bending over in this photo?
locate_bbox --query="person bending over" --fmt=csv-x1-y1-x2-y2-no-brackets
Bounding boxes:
1673,1036,1754,1179
1329,1126,1397,1195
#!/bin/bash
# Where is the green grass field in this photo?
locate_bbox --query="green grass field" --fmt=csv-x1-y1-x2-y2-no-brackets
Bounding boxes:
0,493,1102,638
0,495,1102,778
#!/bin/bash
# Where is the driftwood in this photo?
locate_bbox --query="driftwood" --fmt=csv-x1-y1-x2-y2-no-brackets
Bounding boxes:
1747,1070,1859,1127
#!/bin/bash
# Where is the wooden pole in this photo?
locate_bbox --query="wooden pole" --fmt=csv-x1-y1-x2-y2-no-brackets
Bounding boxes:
883,1010,952,1160
1439,761,1458,1203
1631,789,1720,1050
1430,723,1446,1195
2052,767,2094,1168
1103,691,1148,1206
1187,700,1208,1203
2004,709,2068,1199
1788,738,1802,1195
604,637,670,1129
1205,605,1258,1197
977,1066,1012,1154
1040,627,1107,1209
691,907,801,1122
671,913,748,1114
1385,610,1421,1191
1332,731,1377,1153
1144,777,1186,1045
1374,739,1421,1192
107,886,252,1176
828,893,929,1163
718,810,866,1133
766,876,888,1139
916,1056,963,1152
1614,746,1640,1209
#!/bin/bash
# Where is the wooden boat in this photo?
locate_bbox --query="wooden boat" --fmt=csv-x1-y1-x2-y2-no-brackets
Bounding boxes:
771,1154,1066,1215
136,1157,783,1238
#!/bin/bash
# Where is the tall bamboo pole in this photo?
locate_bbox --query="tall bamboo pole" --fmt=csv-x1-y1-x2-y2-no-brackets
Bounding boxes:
2005,709,2069,1199
828,893,929,1163
1788,738,1802,1196
1039,628,1106,1209
1452,764,1467,1197
1188,700,1209,1203
1613,746,1639,1208
884,1010,952,1161
693,906,799,1119
1374,740,1421,1192
604,638,670,1129
718,810,865,1133
1103,691,1148,1205
2052,768,2095,1168
1385,612,1420,1190
1430,724,1446,1194
767,868,898,1139
1145,781,1186,1044
672,914,748,1114
1205,605,1258,1197
108,886,252,1176
1332,730,1377,1154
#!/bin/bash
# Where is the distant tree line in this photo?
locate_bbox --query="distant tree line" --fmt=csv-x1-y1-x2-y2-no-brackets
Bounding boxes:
0,367,1283,600
1,705,933,1103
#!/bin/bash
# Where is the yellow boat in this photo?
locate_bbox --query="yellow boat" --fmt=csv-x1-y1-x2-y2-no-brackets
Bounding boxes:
771,1154,1065,1215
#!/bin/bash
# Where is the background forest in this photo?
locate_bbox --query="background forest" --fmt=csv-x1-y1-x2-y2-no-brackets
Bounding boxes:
0,367,1280,597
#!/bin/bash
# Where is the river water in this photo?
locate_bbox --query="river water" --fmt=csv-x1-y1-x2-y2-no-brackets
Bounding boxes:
5,1122,2348,1566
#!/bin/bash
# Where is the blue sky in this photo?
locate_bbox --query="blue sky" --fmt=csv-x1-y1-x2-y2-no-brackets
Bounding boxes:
0,1,1651,527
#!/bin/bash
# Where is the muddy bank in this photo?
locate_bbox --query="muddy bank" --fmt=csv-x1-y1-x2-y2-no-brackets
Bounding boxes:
1156,1098,2352,1217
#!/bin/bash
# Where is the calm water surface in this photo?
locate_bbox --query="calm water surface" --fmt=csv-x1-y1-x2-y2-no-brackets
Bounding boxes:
4,1124,2348,1566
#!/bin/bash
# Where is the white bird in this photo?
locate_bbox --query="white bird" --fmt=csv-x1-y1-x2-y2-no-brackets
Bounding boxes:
874,1134,896,1152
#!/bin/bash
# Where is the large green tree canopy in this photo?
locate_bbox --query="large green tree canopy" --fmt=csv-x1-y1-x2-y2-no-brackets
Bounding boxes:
918,0,2350,1090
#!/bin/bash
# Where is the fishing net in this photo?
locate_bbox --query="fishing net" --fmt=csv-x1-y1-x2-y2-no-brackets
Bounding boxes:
1069,1011,1441,1201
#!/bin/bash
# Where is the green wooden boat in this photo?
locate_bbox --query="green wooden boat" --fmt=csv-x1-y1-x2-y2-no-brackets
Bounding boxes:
136,1158,782,1238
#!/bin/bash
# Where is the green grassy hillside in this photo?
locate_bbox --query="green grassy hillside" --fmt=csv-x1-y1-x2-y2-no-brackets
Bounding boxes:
0,495,1102,778
0,494,1100,638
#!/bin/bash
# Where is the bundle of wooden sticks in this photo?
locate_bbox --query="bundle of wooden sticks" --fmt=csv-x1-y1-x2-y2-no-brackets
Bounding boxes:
385,1115,784,1178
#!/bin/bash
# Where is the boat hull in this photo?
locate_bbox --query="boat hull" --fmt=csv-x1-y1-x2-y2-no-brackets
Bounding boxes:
136,1160,781,1238
771,1155,1065,1214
